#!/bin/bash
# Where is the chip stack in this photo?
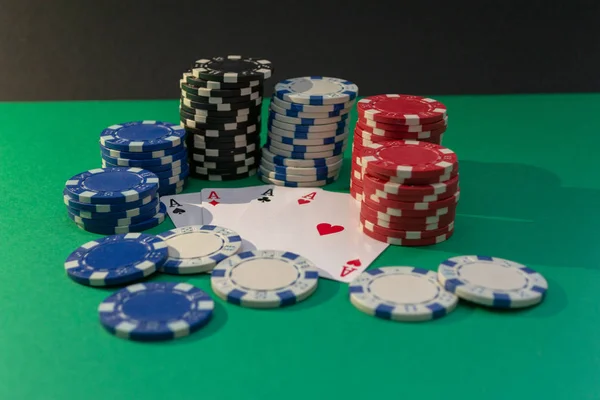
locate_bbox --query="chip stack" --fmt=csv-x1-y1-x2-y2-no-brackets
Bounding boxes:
357,140,459,246
99,121,189,196
350,94,448,201
63,167,167,235
179,55,273,181
258,76,358,187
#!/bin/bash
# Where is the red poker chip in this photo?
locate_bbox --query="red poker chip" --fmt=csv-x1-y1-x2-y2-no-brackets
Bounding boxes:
362,173,459,197
365,168,458,186
357,94,447,125
358,116,448,132
364,190,460,211
360,215,454,239
360,222,454,246
361,140,458,179
355,124,446,140
350,174,363,190
361,208,456,231
350,189,363,202
363,181,458,203
362,197,458,218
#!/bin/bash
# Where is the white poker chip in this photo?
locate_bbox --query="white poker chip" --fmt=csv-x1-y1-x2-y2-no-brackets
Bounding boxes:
437,255,548,309
157,225,242,274
211,250,319,308
349,266,458,322
274,77,359,105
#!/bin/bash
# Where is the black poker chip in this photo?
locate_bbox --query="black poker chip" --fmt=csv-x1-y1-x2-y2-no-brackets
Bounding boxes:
184,73,262,90
190,55,273,83
179,109,260,125
183,124,261,139
180,116,261,131
189,131,260,143
188,142,260,156
181,89,262,104
180,96,262,112
189,154,259,169
180,80,261,98
180,103,261,118
192,163,258,176
189,149,260,164
189,168,258,181
190,137,260,151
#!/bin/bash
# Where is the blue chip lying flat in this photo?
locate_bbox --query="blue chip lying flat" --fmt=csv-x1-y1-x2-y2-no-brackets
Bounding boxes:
437,255,548,309
157,225,242,275
64,233,168,287
98,282,214,341
64,167,159,204
100,121,186,152
211,250,319,308
349,267,458,322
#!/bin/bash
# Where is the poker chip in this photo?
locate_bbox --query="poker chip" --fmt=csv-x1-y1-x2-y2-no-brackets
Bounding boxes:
361,216,454,239
180,80,259,98
100,121,186,152
274,77,359,105
180,108,259,124
100,145,187,160
189,142,259,156
362,195,458,218
64,233,168,287
194,164,256,176
152,164,188,180
361,140,458,179
270,118,348,133
158,180,186,196
269,131,349,146
268,110,349,126
357,94,447,125
358,116,448,133
98,282,214,341
437,256,548,309
181,116,260,131
360,208,456,232
67,197,160,220
270,100,351,118
192,156,257,170
363,184,458,204
191,55,273,82
189,168,257,181
185,123,260,138
364,190,461,211
72,202,167,235
68,201,161,226
261,146,343,168
181,96,262,111
180,103,260,118
267,137,345,153
269,124,349,140
364,167,458,186
349,267,458,321
360,222,455,246
260,157,342,176
265,144,345,160
259,165,338,182
181,89,262,105
157,225,242,275
361,200,456,225
183,71,261,89
258,171,337,187
211,250,319,308
65,167,159,204
271,95,354,113
101,147,187,168
354,126,446,142
362,173,460,197
63,191,155,213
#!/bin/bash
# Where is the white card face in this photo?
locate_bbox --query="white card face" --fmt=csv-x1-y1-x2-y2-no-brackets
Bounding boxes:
200,186,274,252
252,190,389,282
160,192,203,227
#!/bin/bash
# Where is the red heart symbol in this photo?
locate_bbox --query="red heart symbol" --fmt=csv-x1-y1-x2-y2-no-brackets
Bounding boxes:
346,259,361,267
317,223,344,236
298,199,310,205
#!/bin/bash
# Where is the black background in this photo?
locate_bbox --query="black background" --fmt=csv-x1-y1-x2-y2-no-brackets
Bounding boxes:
1,0,599,101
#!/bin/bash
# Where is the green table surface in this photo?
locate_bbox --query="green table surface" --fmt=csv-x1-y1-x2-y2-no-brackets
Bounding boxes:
1,94,599,400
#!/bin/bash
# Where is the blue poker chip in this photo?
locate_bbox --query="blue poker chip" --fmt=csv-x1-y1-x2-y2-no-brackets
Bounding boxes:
268,110,349,126
67,198,160,221
258,171,338,187
64,233,168,287
437,256,548,309
101,146,187,167
100,143,186,160
268,131,348,146
269,117,348,133
72,202,167,234
349,267,458,322
63,191,155,213
152,163,189,180
269,98,351,118
158,167,189,187
102,159,184,173
157,225,242,275
265,143,346,160
261,146,343,168
274,76,359,105
65,167,159,205
271,95,353,113
67,201,161,227
211,250,320,308
268,124,348,139
158,179,186,196
260,157,343,177
259,165,338,183
100,121,186,152
266,137,345,154
98,282,214,341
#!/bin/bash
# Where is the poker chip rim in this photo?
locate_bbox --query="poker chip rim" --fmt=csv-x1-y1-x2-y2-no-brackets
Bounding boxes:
269,123,349,139
73,203,167,234
258,165,339,182
361,200,457,225
190,150,259,164
180,102,261,117
101,146,187,167
100,144,186,160
261,146,343,167
360,222,455,246
157,225,242,275
180,80,260,98
437,255,548,309
349,266,458,321
265,144,346,160
210,249,319,308
271,95,354,112
63,191,155,213
181,116,261,131
268,109,349,126
67,202,161,227
190,168,257,181
98,282,214,341
360,208,456,231
274,76,359,105
362,195,459,218
354,126,446,141
270,100,351,118
260,156,343,176
258,171,337,187
358,116,448,133
269,116,348,133
191,55,273,83
67,198,160,221
266,137,345,153
362,173,460,196
357,94,447,125
183,71,261,89
100,121,186,152
194,164,257,175
364,190,461,211
189,142,258,156
181,88,262,105
179,108,260,124
360,216,455,239
64,233,167,287
269,131,349,146
64,167,159,205
181,96,262,111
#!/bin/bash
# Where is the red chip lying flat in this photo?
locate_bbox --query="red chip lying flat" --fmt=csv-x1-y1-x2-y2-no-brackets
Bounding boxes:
357,94,447,125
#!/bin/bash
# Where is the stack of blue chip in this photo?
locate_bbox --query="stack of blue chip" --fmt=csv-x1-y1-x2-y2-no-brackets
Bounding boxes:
99,121,189,195
259,77,359,187
63,167,167,234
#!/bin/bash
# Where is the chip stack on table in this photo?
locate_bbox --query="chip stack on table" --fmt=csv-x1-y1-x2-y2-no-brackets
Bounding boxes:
63,167,167,234
99,121,189,196
357,140,460,246
179,55,273,181
258,76,358,187
350,94,448,201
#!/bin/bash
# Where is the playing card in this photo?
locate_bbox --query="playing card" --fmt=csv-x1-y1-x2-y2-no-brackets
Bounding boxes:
254,190,389,283
160,192,203,227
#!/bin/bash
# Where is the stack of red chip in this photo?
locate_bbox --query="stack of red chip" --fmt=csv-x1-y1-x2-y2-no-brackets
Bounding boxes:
357,139,459,246
350,94,448,202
